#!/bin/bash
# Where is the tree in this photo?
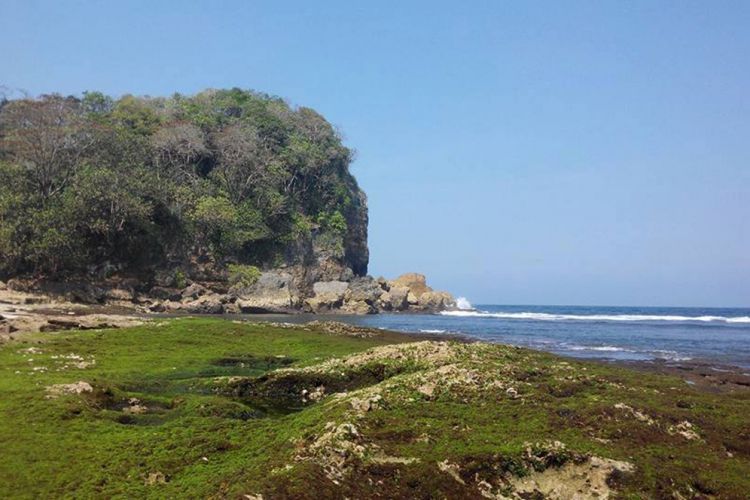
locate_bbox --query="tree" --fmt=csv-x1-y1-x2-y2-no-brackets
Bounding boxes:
0,95,95,200
0,88,364,279
150,122,210,180
212,123,272,203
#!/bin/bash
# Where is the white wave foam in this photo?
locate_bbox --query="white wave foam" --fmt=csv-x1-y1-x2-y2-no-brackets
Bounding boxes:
562,345,692,361
649,349,693,361
455,297,473,310
440,310,750,324
566,345,633,352
419,329,447,334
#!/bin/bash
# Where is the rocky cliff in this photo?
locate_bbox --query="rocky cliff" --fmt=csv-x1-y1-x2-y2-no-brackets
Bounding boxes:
0,89,455,315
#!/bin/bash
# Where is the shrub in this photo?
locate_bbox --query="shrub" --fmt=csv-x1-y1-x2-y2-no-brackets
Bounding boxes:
174,269,187,289
228,264,261,288
316,210,347,235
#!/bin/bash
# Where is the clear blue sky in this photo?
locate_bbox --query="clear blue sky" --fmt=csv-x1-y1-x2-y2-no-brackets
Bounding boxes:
2,0,748,307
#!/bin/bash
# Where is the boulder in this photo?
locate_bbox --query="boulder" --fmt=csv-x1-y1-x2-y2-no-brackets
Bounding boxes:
76,286,107,304
181,283,208,300
344,277,383,305
34,281,106,304
342,300,376,315
160,300,183,312
418,291,456,310
180,294,224,314
223,301,241,314
105,288,134,302
378,292,392,311
148,301,166,313
40,319,81,332
305,296,339,313
0,280,6,291
313,280,349,296
305,280,349,313
389,273,432,298
235,271,299,313
5,279,30,292
150,286,182,301
375,276,389,291
153,269,179,288
379,286,409,311
1,323,19,335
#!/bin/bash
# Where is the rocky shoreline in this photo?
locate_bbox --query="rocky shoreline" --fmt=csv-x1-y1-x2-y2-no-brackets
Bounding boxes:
4,280,750,395
8,276,748,395
0,272,456,337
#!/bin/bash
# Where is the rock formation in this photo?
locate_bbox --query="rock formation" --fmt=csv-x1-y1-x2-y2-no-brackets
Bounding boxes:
148,271,455,315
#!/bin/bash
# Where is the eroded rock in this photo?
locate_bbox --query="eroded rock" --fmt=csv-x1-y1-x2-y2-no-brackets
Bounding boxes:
235,271,299,313
46,381,93,398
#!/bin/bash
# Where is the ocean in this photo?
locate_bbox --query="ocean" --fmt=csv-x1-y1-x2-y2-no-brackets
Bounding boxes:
292,304,750,369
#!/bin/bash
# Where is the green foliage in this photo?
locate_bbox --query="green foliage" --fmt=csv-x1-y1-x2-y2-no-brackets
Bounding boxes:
0,89,362,279
109,95,161,136
317,210,348,235
81,91,113,115
291,212,313,238
227,263,261,288
174,269,187,289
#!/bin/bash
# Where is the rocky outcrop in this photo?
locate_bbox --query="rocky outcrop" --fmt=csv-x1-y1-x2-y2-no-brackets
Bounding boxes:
385,273,456,311
2,270,455,317
304,281,349,313
298,272,455,315
379,286,409,311
233,271,300,313
389,273,432,298
417,291,456,310
341,277,383,314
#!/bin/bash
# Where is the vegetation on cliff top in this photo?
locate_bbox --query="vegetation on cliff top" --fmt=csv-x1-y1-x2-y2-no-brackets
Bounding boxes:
0,318,748,498
0,89,365,280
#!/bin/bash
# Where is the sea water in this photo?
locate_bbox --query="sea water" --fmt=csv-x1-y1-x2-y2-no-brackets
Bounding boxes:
316,304,750,369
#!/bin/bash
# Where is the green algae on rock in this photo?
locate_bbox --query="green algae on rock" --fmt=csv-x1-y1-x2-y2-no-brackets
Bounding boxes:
0,318,748,498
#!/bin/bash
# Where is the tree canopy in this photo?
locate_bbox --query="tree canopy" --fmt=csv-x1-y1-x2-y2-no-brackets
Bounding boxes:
0,89,362,279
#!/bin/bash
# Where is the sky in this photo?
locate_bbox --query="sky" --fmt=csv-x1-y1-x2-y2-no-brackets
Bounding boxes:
1,0,748,307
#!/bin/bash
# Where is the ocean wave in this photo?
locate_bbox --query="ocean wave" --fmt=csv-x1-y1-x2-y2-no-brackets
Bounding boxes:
419,329,447,334
560,344,692,361
455,297,473,310
649,349,693,361
440,310,750,324
565,345,633,352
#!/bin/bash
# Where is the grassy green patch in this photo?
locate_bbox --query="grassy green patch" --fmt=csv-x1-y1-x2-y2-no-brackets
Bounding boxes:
0,318,748,498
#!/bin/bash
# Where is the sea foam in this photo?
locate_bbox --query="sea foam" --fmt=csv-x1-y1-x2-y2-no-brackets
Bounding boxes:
455,297,473,310
440,310,750,324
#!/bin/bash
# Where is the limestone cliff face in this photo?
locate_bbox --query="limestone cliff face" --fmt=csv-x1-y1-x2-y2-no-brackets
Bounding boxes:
343,187,369,277
277,177,369,296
